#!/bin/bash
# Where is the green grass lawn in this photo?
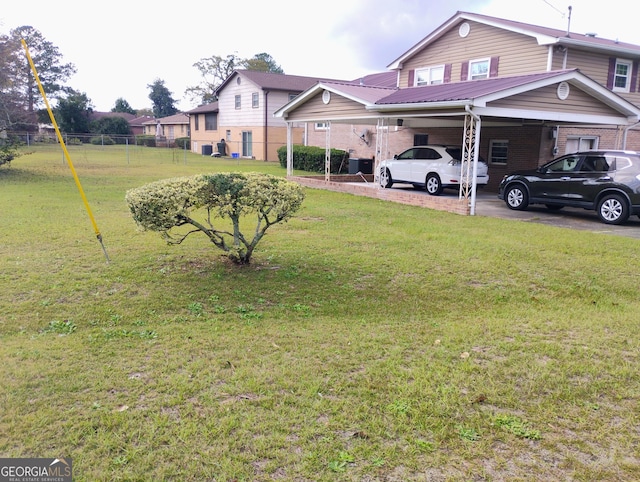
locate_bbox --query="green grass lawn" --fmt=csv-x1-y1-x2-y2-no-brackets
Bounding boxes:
1,145,639,481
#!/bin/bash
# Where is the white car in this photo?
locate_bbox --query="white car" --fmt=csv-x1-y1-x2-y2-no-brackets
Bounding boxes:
378,145,489,195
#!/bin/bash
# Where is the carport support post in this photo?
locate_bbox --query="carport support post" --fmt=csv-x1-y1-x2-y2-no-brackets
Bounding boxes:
374,117,389,188
324,121,331,182
461,108,482,215
286,122,293,176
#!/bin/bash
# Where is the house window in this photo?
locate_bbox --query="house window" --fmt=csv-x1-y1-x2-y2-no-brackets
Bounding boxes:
565,136,598,153
205,113,217,131
489,140,509,164
235,95,241,109
252,92,259,108
315,122,328,130
226,130,231,142
613,59,633,92
469,58,490,80
194,115,199,131
415,65,444,86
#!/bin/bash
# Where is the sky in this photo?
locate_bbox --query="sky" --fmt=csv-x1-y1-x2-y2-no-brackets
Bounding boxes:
2,0,638,113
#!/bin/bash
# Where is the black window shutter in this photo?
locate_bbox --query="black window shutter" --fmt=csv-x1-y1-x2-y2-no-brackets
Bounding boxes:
444,63,452,83
606,57,616,89
460,61,469,81
408,69,415,87
490,56,500,77
631,60,639,92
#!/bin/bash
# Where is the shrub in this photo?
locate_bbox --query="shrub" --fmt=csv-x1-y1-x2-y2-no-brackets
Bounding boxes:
277,145,348,173
175,137,191,150
136,135,156,147
90,136,115,145
125,172,305,265
0,136,22,167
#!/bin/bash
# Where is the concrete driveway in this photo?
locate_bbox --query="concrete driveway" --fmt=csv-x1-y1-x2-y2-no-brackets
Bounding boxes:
474,192,640,240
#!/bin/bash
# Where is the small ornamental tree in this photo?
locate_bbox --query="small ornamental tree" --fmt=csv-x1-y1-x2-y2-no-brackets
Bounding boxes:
125,172,305,264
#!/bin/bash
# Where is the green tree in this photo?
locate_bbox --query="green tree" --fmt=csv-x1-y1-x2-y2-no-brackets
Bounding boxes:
54,91,93,134
0,136,21,167
184,52,283,105
147,79,178,118
184,53,241,105
0,26,75,132
111,97,136,114
245,52,284,74
125,172,305,265
91,116,131,135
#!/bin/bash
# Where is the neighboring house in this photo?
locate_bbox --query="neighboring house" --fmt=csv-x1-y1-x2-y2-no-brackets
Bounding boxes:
186,102,220,155
142,113,190,146
278,10,640,195
129,115,154,137
207,70,351,161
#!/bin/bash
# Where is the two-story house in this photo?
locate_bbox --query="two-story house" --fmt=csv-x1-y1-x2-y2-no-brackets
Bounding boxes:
187,70,350,162
276,11,640,202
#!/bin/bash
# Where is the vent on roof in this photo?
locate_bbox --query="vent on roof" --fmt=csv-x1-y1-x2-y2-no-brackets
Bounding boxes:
585,32,598,37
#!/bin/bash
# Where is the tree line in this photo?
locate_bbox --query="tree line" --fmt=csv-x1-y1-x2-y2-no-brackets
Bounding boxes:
0,24,284,164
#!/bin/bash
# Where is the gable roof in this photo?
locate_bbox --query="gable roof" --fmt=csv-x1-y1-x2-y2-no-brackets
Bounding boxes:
142,113,189,125
186,102,219,114
275,81,396,118
215,70,349,96
388,10,640,70
276,70,640,124
350,71,397,88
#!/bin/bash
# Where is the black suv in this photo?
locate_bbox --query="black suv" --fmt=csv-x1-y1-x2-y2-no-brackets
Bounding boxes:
498,150,640,224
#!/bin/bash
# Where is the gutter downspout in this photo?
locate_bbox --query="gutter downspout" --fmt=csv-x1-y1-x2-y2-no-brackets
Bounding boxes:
465,104,481,216
264,90,269,161
622,120,640,149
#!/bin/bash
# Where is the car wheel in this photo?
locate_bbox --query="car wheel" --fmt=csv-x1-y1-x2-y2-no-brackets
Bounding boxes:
597,194,629,224
380,168,393,188
545,204,563,211
425,173,443,196
504,184,529,210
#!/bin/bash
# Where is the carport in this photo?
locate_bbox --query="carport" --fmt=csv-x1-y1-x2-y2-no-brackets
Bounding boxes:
275,69,640,215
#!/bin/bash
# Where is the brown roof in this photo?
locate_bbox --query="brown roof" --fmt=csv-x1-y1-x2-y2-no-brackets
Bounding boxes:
389,10,640,69
375,70,575,105
461,11,640,53
216,70,350,96
142,113,189,125
350,71,397,88
185,102,219,114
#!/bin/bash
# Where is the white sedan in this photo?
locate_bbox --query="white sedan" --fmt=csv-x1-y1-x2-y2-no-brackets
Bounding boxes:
379,145,489,195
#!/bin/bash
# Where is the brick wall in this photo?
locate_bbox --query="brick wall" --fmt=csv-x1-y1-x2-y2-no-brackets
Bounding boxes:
290,175,471,215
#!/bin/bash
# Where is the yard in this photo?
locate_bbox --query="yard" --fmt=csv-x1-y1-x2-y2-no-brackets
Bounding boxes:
1,145,639,481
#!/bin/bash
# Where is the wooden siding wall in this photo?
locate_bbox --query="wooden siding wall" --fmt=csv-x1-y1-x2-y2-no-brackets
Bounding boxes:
488,84,623,116
286,91,371,121
399,21,549,87
562,48,640,106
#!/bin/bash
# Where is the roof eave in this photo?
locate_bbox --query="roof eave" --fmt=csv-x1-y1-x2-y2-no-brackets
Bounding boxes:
371,99,472,112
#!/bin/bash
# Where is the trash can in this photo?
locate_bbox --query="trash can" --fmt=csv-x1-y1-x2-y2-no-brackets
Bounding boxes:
348,158,373,174
202,144,213,156
217,142,227,156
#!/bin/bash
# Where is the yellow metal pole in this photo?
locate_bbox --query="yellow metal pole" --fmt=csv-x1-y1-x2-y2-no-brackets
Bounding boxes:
21,39,110,262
